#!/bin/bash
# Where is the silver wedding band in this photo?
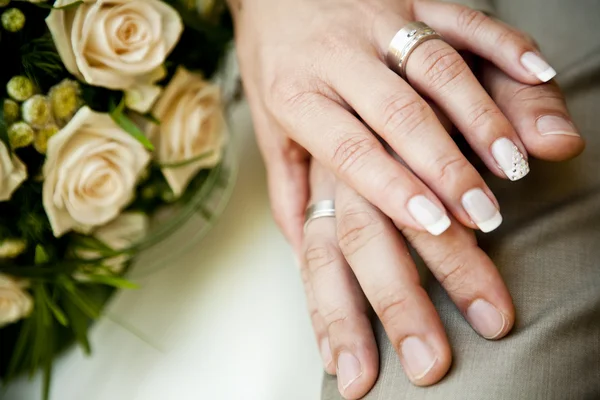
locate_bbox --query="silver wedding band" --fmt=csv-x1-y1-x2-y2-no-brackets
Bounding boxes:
387,21,443,79
304,200,336,232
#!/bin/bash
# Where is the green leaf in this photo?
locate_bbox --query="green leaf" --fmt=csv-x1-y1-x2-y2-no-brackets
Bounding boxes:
137,112,160,125
71,235,125,258
0,104,12,151
60,279,101,319
31,284,52,377
62,299,91,354
82,274,139,289
157,150,215,169
41,286,69,327
35,245,50,264
109,97,154,151
42,328,54,400
6,317,33,381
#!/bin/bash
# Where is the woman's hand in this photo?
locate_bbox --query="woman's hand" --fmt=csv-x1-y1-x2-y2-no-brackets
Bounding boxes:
231,0,585,256
303,161,514,399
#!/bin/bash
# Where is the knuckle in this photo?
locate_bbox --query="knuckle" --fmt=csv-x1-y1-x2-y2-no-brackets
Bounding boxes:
375,288,412,326
322,307,349,332
431,153,472,187
455,6,489,35
422,46,469,92
466,101,504,130
266,73,313,115
309,308,322,326
508,84,564,104
381,93,431,138
436,251,472,295
331,135,380,174
337,208,384,257
493,27,522,49
304,241,339,275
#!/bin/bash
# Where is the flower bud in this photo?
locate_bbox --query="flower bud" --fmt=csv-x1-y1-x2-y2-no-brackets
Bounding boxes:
0,0,11,7
34,123,59,154
6,76,34,102
1,8,25,32
160,187,176,203
196,0,219,18
3,99,19,124
22,95,52,128
0,238,27,259
48,79,82,126
141,185,158,200
34,124,59,153
7,122,34,148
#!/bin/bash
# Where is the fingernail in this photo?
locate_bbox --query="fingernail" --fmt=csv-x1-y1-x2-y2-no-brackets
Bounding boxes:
400,336,437,381
320,338,333,369
407,195,451,236
491,137,530,181
520,52,556,82
461,188,502,233
337,351,362,393
467,299,507,339
537,115,580,138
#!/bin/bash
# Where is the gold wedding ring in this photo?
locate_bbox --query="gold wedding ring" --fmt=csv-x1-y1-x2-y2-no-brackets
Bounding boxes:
387,22,443,79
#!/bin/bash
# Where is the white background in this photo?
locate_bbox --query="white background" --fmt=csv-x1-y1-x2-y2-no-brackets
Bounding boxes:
3,103,323,400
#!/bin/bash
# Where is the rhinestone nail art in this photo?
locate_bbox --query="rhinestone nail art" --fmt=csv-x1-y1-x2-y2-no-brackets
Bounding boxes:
491,137,530,181
508,145,530,181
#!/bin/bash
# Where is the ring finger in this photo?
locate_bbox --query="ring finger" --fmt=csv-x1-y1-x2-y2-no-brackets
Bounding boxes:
365,17,531,183
303,160,378,400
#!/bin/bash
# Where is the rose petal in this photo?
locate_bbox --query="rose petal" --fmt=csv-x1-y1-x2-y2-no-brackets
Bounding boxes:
43,107,150,237
0,142,27,202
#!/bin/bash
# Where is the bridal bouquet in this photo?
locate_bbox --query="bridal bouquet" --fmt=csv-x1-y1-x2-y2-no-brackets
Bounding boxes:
0,0,232,396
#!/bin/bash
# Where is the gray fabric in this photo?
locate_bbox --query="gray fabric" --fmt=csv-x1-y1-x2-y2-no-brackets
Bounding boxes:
322,0,600,399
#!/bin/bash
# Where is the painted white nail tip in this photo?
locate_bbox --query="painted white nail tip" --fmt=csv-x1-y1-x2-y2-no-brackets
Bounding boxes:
407,195,451,236
521,52,557,82
536,67,557,83
477,211,503,233
426,215,451,236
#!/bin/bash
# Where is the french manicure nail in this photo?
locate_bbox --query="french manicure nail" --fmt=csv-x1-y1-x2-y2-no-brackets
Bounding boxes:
491,137,530,181
537,115,580,138
467,299,507,339
337,351,362,393
401,336,437,381
462,189,502,233
521,52,556,82
320,338,333,368
407,195,451,236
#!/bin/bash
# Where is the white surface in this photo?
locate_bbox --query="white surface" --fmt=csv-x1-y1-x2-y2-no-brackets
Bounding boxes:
3,103,323,400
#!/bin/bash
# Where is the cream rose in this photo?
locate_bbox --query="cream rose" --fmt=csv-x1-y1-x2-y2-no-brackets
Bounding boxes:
0,141,27,202
147,67,227,196
0,274,33,327
74,212,149,277
46,0,183,111
43,106,150,237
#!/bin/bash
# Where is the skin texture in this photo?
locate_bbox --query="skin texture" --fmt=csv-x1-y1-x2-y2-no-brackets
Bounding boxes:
228,0,586,398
